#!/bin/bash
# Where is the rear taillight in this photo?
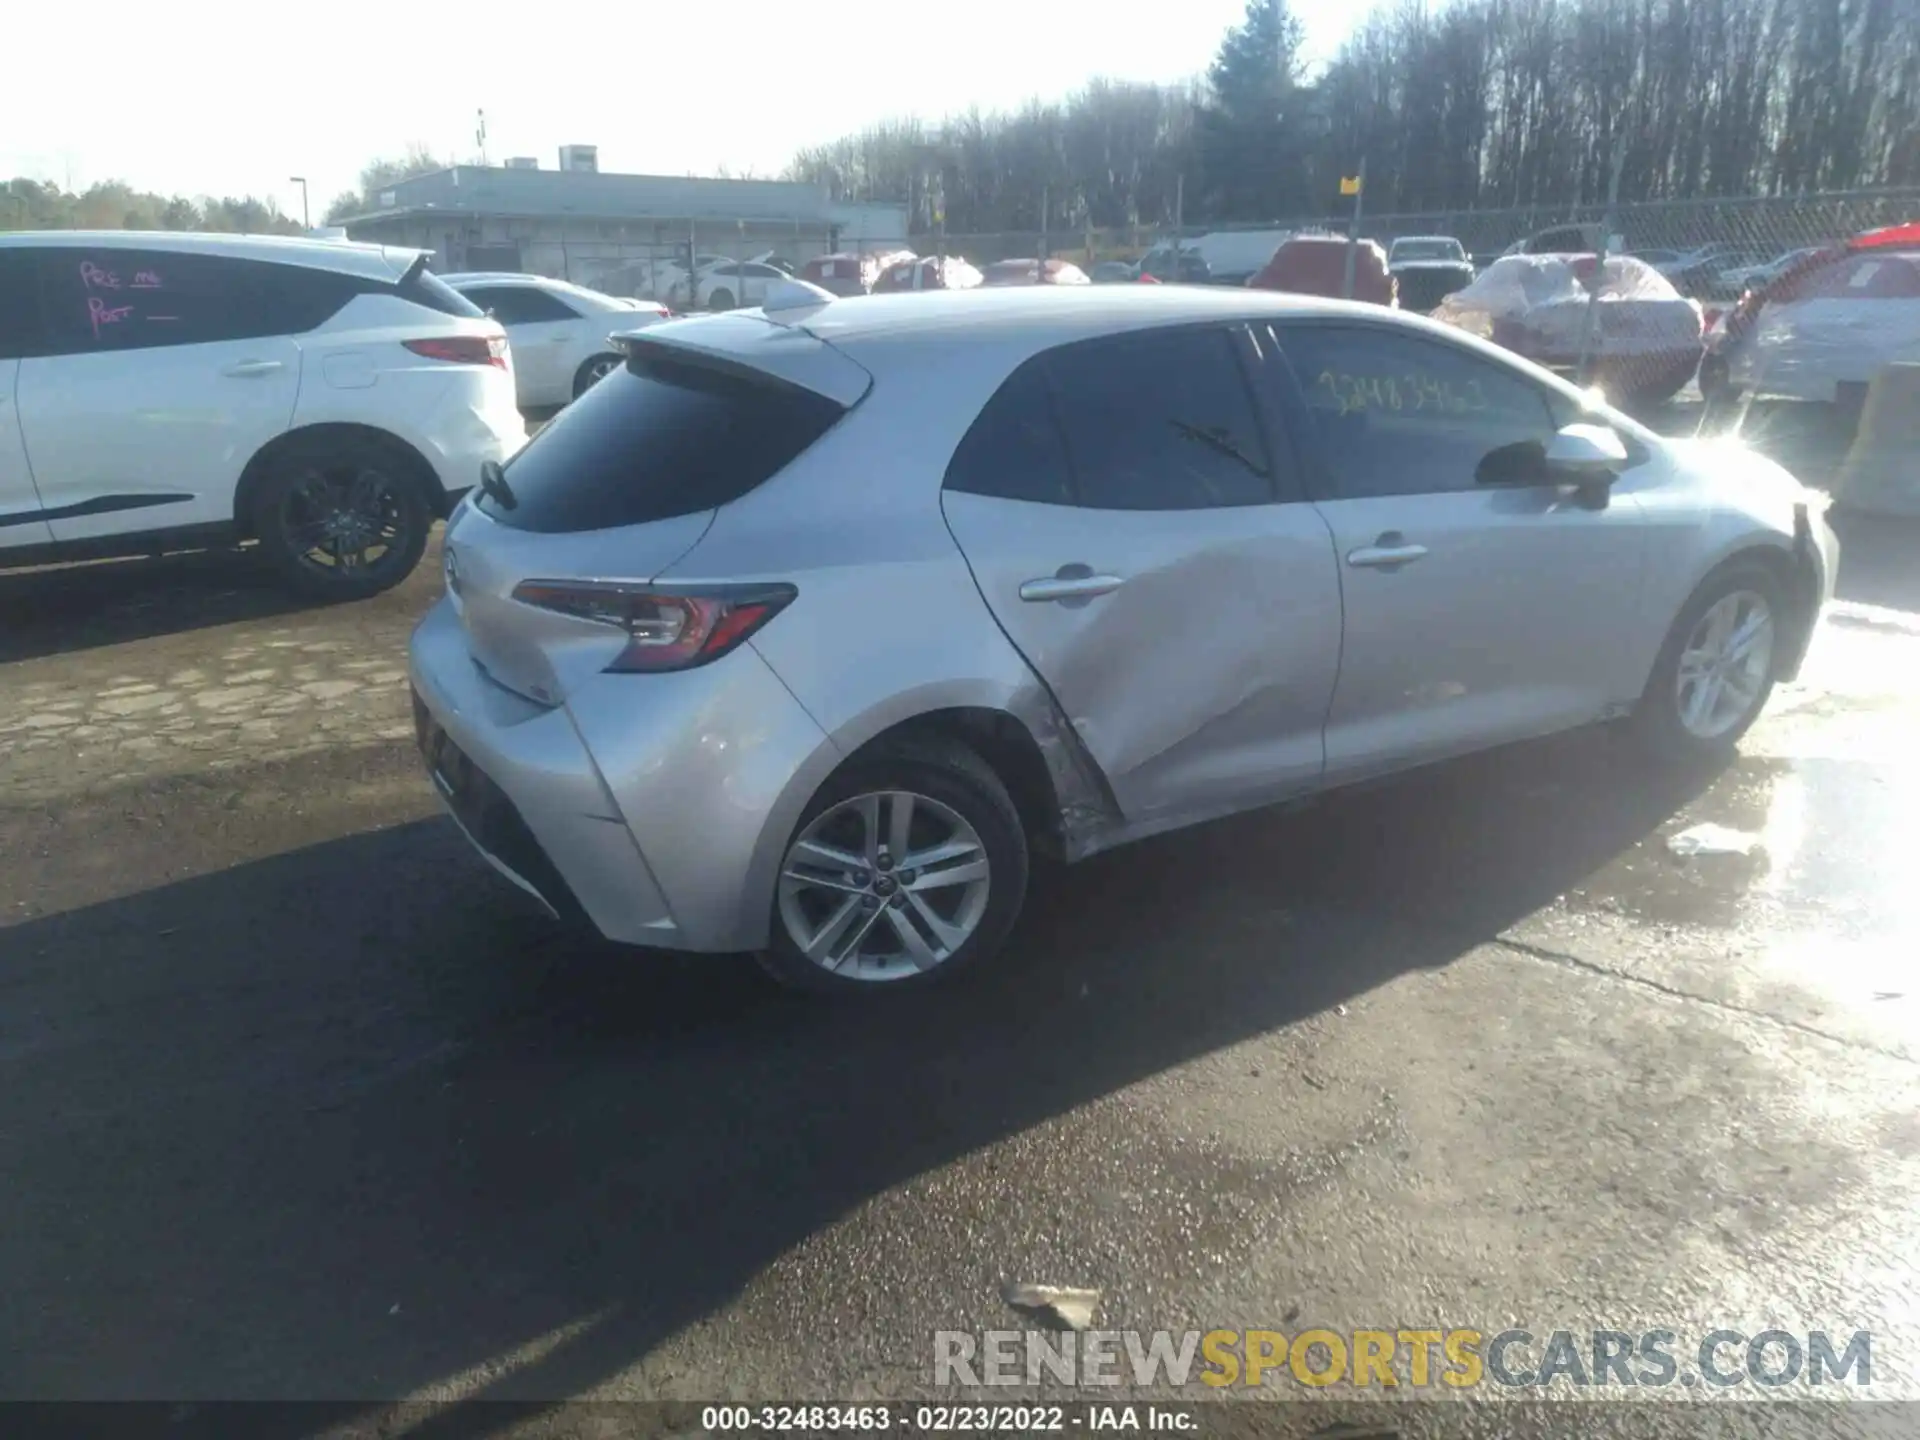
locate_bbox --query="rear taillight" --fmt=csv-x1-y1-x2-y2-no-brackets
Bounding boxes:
405,334,508,368
509,581,796,673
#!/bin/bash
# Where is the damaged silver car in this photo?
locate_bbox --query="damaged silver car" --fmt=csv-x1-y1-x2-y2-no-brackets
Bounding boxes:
409,279,1837,994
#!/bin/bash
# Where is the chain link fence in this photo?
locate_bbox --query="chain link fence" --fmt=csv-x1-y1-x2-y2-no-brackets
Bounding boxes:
939,187,1920,296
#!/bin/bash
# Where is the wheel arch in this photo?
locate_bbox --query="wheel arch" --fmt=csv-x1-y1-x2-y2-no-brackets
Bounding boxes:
1644,538,1816,694
733,685,1122,951
233,422,450,538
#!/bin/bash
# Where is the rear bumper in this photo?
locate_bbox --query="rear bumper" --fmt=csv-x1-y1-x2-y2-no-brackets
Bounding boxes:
409,598,681,946
407,596,839,952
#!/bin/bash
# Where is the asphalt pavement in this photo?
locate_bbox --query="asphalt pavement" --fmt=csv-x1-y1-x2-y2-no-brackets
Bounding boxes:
3,500,1919,1435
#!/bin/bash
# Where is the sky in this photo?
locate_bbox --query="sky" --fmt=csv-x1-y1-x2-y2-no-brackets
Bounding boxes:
0,0,1351,222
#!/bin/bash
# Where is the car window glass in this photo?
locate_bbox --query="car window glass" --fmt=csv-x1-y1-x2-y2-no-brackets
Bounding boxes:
1275,325,1560,498
942,360,1075,506
1045,326,1272,510
36,249,353,355
0,249,44,359
467,285,577,324
482,355,845,533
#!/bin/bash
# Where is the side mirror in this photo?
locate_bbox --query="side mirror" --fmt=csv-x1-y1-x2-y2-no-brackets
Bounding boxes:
1545,422,1628,508
1545,422,1628,478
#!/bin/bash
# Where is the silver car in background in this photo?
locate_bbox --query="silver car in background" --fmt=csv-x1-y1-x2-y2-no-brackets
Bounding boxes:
409,283,1838,994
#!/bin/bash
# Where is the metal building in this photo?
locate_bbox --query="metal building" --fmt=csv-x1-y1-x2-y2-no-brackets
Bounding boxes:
338,152,909,298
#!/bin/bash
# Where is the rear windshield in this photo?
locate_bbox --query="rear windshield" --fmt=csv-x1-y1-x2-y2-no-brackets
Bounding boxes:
477,353,846,533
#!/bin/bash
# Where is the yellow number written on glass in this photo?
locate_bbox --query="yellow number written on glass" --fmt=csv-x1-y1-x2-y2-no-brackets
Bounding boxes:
1316,368,1490,417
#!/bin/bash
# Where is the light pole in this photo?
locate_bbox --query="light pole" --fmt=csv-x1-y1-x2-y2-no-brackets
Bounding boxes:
289,176,310,230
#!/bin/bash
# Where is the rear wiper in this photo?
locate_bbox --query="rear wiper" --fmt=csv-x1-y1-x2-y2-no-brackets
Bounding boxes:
1172,420,1266,476
478,459,517,511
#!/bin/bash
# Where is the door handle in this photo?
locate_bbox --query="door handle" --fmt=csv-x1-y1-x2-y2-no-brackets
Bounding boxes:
1346,532,1429,569
221,359,284,378
549,336,572,344
1019,568,1126,603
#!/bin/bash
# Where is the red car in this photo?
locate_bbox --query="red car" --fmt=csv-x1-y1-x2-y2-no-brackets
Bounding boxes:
1248,236,1396,306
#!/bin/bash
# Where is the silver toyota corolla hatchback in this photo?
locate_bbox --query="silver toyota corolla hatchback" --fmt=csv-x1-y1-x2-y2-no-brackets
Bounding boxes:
410,282,1838,993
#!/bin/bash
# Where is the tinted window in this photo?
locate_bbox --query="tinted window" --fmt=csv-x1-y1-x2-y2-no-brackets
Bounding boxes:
0,249,43,359
1275,325,1559,498
943,361,1075,505
478,353,846,533
1045,326,1272,510
463,285,579,325
37,250,372,355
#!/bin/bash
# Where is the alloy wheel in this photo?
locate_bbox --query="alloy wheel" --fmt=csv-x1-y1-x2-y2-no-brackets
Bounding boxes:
278,463,410,583
1674,589,1775,740
777,790,992,982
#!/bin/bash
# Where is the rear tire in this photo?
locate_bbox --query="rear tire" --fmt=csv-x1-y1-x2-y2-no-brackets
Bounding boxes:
249,435,433,603
756,739,1029,996
707,287,736,312
1630,561,1783,767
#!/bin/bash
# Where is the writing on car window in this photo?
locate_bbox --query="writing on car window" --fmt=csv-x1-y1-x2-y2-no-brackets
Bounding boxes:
1313,368,1491,418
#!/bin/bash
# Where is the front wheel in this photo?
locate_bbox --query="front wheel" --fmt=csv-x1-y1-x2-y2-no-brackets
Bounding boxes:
757,739,1029,995
250,438,432,602
707,287,736,312
1631,562,1783,766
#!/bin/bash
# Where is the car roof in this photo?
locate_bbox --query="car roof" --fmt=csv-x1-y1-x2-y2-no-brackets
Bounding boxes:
1392,235,1461,244
0,229,423,283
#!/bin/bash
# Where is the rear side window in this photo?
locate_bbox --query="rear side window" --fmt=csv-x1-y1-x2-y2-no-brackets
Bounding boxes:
0,249,42,359
1046,326,1273,510
943,361,1075,506
36,250,377,354
462,285,579,324
478,353,845,533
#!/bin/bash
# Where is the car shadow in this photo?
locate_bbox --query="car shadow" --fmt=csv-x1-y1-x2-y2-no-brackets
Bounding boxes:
0,727,1717,1411
0,533,446,665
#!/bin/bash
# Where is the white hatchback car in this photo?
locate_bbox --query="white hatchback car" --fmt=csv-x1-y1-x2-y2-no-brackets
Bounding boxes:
442,273,669,408
0,231,527,599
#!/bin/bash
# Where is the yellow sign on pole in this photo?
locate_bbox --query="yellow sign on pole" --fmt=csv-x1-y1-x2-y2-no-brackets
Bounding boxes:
1339,175,1363,197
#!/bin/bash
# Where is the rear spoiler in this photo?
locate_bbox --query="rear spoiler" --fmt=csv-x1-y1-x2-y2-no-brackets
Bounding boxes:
607,312,873,408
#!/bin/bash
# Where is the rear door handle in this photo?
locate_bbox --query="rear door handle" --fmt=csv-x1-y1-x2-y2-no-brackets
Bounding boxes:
1346,533,1429,569
222,359,285,378
1019,569,1126,604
